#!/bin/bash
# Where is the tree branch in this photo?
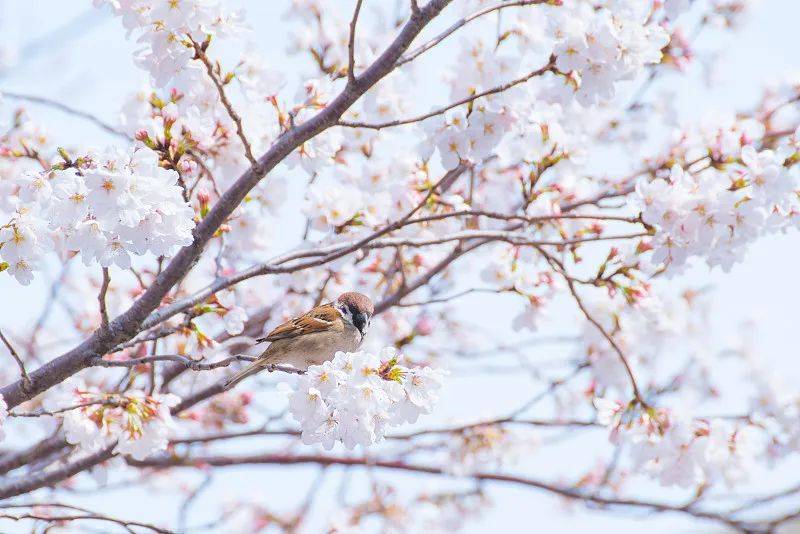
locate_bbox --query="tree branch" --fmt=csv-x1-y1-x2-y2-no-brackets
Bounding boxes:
338,58,555,129
98,267,111,330
0,329,31,392
0,92,132,140
0,503,172,534
0,0,454,410
127,452,752,531
347,0,365,83
397,0,550,67
191,38,257,166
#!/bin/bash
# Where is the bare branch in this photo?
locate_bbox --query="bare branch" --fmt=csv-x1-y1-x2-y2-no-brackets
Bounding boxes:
0,434,67,475
338,58,555,129
128,452,751,531
0,503,172,534
98,267,111,330
0,92,133,140
347,0,365,83
8,400,117,418
137,228,646,336
191,38,257,166
397,0,550,67
91,353,256,371
0,0,455,410
561,262,647,407
0,329,31,392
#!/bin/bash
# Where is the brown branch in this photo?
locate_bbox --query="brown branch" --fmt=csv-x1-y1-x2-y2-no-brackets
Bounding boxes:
0,445,117,500
192,39,256,165
0,329,31,392
0,504,172,534
170,363,306,415
338,58,556,129
170,426,298,445
403,209,642,227
137,228,645,337
8,400,117,418
0,92,133,140
91,353,300,377
564,269,647,406
397,0,550,67
0,0,454,412
347,0,365,83
128,453,751,530
0,434,67,475
98,267,110,330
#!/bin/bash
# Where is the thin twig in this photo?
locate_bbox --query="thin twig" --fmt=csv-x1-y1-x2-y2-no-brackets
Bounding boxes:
397,0,549,67
0,329,32,392
98,267,111,330
92,353,256,370
338,58,556,129
0,92,132,140
8,400,117,418
347,0,365,83
191,39,257,166
0,507,172,534
129,453,753,531
566,273,646,406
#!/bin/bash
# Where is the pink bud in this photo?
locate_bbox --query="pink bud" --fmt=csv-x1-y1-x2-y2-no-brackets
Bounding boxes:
179,158,198,176
197,188,211,205
162,102,179,123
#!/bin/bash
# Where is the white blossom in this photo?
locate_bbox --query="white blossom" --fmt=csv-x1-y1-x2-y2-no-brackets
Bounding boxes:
47,384,180,460
285,349,445,449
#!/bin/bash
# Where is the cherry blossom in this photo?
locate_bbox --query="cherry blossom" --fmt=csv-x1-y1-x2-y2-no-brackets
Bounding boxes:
45,382,180,460
0,145,194,282
1,0,800,531
286,349,444,449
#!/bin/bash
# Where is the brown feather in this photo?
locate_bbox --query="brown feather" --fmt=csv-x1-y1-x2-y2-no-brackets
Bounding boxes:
255,302,342,343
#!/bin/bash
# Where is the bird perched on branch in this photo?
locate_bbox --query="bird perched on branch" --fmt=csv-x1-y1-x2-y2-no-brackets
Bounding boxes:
223,292,374,389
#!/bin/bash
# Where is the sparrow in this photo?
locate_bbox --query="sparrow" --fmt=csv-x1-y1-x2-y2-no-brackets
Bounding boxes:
223,292,374,389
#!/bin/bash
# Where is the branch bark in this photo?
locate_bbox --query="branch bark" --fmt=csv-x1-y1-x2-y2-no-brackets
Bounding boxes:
127,452,752,531
0,0,454,411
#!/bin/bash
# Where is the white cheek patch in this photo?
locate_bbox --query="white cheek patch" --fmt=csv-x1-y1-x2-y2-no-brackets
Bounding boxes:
337,304,353,325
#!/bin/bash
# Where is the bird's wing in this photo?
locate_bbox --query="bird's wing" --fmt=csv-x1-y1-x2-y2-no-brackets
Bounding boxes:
255,302,341,343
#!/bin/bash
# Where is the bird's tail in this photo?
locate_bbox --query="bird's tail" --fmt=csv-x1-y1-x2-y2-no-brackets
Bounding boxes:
223,361,266,390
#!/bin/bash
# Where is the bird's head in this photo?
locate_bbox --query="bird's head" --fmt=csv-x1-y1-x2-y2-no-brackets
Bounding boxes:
335,292,374,337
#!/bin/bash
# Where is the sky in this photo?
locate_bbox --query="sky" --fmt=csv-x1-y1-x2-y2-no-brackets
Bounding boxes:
0,1,799,532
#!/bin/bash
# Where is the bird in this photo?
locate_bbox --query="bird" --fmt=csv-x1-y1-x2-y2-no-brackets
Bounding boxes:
223,291,374,390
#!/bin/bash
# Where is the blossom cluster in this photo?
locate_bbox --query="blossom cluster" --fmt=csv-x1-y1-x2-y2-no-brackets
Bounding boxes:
595,399,760,488
45,384,180,460
0,146,194,284
286,349,445,449
422,109,513,171
94,0,243,87
634,141,800,273
550,2,671,106
575,291,710,395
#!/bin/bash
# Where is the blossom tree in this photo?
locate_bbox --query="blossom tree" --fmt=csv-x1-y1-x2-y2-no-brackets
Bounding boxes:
0,0,799,531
